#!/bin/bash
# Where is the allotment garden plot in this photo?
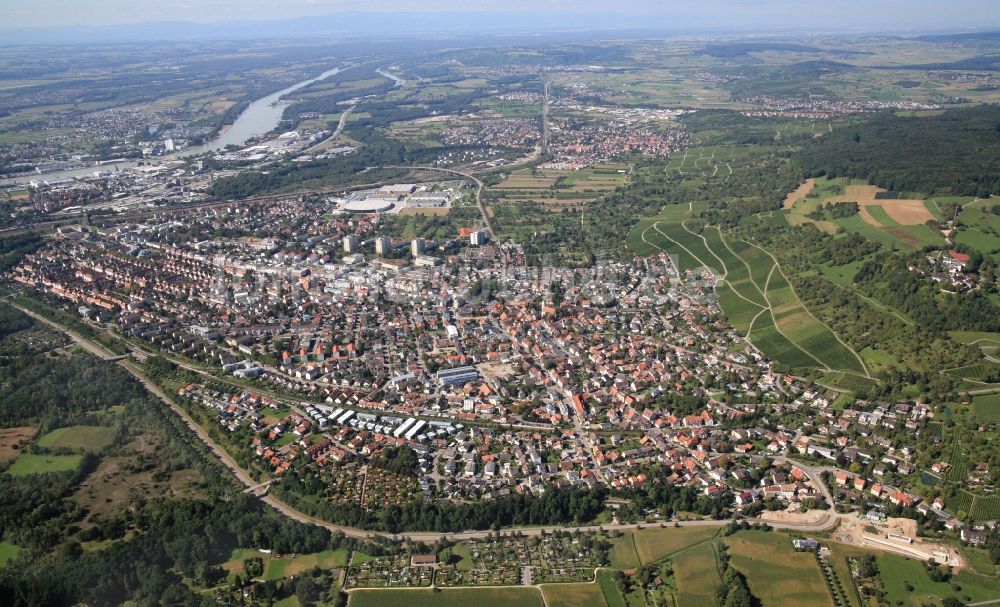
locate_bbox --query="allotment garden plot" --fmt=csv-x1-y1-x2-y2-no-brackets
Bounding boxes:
437,533,605,586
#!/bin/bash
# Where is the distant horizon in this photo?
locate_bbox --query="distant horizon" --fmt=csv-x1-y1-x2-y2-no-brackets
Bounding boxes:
4,1,1000,43
2,8,1000,47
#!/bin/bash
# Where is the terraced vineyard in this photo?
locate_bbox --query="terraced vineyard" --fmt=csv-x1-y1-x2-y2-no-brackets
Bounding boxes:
633,215,868,375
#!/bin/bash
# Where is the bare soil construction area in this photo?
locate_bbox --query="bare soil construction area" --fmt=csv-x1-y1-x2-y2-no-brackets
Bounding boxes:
831,514,964,568
758,507,829,526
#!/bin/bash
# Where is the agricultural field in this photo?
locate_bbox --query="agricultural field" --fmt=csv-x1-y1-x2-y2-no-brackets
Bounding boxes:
782,178,946,250
6,452,82,476
620,526,721,566
541,581,609,607
349,587,545,607
672,541,722,607
487,164,629,209
727,532,834,607
36,425,115,452
596,569,636,607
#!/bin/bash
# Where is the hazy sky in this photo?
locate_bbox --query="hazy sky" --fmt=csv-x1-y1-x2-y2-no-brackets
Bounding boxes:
5,0,1000,30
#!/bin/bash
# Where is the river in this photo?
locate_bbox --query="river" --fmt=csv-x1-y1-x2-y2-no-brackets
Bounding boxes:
1,65,342,187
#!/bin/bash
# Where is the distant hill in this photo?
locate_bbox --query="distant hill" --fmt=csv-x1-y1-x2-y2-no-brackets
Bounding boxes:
796,105,1000,197
697,42,869,57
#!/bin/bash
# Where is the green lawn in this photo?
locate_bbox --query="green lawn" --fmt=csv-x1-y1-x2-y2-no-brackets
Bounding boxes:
6,453,82,476
350,587,545,607
37,426,115,452
727,531,833,607
0,542,21,568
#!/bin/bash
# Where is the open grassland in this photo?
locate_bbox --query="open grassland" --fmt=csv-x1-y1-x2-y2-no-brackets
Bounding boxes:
37,425,115,452
608,532,641,569
222,548,349,582
955,200,1000,263
541,581,609,607
488,165,628,208
0,542,21,568
6,453,82,476
350,587,544,607
972,394,1000,423
596,570,632,607
727,532,833,607
264,550,348,580
626,526,721,565
878,552,1000,606
0,426,35,462
673,541,721,607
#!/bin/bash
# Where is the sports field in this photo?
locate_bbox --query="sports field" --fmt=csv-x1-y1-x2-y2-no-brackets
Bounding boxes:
726,531,833,607
350,587,545,607
37,425,115,452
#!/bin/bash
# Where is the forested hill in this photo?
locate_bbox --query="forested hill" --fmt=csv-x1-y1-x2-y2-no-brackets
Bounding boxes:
796,105,1000,197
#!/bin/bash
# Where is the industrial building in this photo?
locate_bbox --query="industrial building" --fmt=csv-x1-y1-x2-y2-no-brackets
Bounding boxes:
436,365,480,386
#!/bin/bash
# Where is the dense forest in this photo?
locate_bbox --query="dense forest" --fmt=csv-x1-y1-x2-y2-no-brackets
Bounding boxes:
796,105,1000,197
274,470,607,533
853,252,1000,332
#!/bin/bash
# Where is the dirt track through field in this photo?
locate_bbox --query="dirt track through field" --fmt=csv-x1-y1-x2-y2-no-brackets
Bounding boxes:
783,179,815,210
